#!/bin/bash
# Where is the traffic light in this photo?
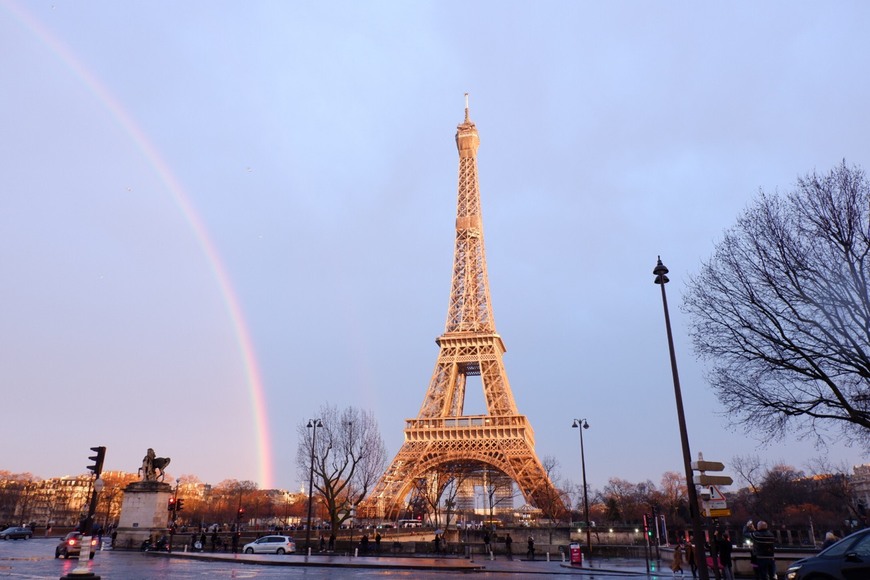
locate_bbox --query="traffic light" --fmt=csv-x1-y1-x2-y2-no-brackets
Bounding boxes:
643,514,653,537
87,446,106,478
168,497,176,512
176,499,184,512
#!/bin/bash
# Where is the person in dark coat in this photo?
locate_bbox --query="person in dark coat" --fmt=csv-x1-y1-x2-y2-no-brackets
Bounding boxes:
717,531,733,580
527,536,535,560
505,533,513,560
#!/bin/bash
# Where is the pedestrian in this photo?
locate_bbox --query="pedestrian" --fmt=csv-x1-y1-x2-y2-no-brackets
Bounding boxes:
360,533,369,555
750,520,776,580
684,538,697,579
743,521,758,578
211,530,218,552
717,532,733,580
375,531,382,553
434,533,441,554
231,531,240,554
328,532,336,551
821,531,839,549
527,536,535,560
505,533,513,560
483,529,491,554
671,541,685,577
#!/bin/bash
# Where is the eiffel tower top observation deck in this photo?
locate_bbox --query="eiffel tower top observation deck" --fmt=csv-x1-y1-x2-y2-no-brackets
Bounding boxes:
365,96,564,519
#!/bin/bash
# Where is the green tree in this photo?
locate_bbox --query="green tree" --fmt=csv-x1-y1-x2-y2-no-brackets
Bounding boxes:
684,161,870,448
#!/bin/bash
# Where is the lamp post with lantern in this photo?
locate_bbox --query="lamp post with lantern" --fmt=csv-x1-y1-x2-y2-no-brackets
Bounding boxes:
653,257,709,580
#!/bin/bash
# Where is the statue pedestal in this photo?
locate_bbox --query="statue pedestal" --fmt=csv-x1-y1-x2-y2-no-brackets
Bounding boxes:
114,481,172,550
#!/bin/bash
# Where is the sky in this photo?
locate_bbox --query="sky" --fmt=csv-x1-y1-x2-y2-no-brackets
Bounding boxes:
2,1,869,497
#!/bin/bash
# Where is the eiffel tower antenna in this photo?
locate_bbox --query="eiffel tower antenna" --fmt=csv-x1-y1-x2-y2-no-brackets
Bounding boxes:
364,96,565,520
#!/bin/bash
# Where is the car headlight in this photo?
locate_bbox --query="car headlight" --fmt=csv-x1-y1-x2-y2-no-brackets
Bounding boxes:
785,565,800,580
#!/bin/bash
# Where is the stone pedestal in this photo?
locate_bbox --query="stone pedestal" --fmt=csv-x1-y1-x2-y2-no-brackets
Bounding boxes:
114,481,172,550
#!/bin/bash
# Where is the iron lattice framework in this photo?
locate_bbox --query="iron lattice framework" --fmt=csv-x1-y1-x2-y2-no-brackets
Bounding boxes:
365,98,566,520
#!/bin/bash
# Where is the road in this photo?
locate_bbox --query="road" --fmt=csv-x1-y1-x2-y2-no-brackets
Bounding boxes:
0,537,664,578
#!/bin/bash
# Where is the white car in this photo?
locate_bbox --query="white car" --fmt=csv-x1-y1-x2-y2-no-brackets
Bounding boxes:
242,535,296,554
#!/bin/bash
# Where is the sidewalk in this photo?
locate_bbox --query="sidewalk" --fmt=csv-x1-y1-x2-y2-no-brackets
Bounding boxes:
157,550,674,576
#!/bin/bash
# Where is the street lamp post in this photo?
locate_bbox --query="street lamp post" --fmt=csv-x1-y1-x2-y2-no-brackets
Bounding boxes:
169,478,179,553
305,418,323,557
653,257,709,580
571,419,592,558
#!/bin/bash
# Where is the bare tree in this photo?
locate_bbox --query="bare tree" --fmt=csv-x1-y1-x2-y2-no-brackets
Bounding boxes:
538,456,571,542
410,462,473,529
295,404,386,531
684,161,870,450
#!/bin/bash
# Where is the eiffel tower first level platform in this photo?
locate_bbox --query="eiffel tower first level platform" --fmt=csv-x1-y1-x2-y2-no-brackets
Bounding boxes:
364,96,566,520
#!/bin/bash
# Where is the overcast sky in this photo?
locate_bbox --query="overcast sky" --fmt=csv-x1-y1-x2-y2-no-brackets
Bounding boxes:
2,1,868,495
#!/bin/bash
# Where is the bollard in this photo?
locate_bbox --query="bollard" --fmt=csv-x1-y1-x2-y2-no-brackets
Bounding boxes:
546,551,550,562
561,551,566,563
354,548,358,557
184,545,187,552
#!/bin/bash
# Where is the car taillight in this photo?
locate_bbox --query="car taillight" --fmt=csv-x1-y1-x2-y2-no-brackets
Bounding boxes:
68,539,76,546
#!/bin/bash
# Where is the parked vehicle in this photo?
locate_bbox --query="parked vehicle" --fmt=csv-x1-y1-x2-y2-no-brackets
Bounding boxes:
55,532,97,559
0,526,32,540
242,535,296,554
785,527,870,579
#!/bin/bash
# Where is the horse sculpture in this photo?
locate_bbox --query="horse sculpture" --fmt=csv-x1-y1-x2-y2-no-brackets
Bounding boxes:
139,448,171,482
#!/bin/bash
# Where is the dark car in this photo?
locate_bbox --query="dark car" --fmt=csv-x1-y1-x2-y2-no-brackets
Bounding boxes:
0,526,33,540
786,527,870,580
55,532,97,559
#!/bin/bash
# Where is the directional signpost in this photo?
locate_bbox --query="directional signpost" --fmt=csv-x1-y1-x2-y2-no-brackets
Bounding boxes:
691,457,733,517
692,455,732,580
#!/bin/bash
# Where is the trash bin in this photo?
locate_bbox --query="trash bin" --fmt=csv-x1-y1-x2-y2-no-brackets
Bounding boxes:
569,542,583,566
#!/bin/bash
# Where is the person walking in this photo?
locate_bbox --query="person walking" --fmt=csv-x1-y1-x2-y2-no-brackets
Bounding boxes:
375,531,382,553
751,521,776,580
821,531,839,549
685,538,697,579
505,533,513,560
434,533,441,555
671,541,685,577
717,532,733,580
527,536,535,560
360,533,369,555
483,530,491,555
328,532,336,551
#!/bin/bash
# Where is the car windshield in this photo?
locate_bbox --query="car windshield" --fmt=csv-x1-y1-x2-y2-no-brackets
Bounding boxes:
822,531,870,557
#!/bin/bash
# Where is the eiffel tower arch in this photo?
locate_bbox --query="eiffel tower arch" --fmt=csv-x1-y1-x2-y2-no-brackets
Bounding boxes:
364,96,566,521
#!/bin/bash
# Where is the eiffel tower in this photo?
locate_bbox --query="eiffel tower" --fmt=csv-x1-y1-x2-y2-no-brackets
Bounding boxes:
366,96,566,520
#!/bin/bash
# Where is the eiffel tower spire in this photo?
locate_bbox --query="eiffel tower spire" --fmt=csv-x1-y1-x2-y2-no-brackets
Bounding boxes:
446,93,496,335
364,96,564,520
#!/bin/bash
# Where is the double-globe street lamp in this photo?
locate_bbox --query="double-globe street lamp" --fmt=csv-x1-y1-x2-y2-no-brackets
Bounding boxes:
571,418,592,557
653,257,709,580
305,418,323,556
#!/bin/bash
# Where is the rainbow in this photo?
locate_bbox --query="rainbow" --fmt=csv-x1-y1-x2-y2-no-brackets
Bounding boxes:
5,1,274,487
